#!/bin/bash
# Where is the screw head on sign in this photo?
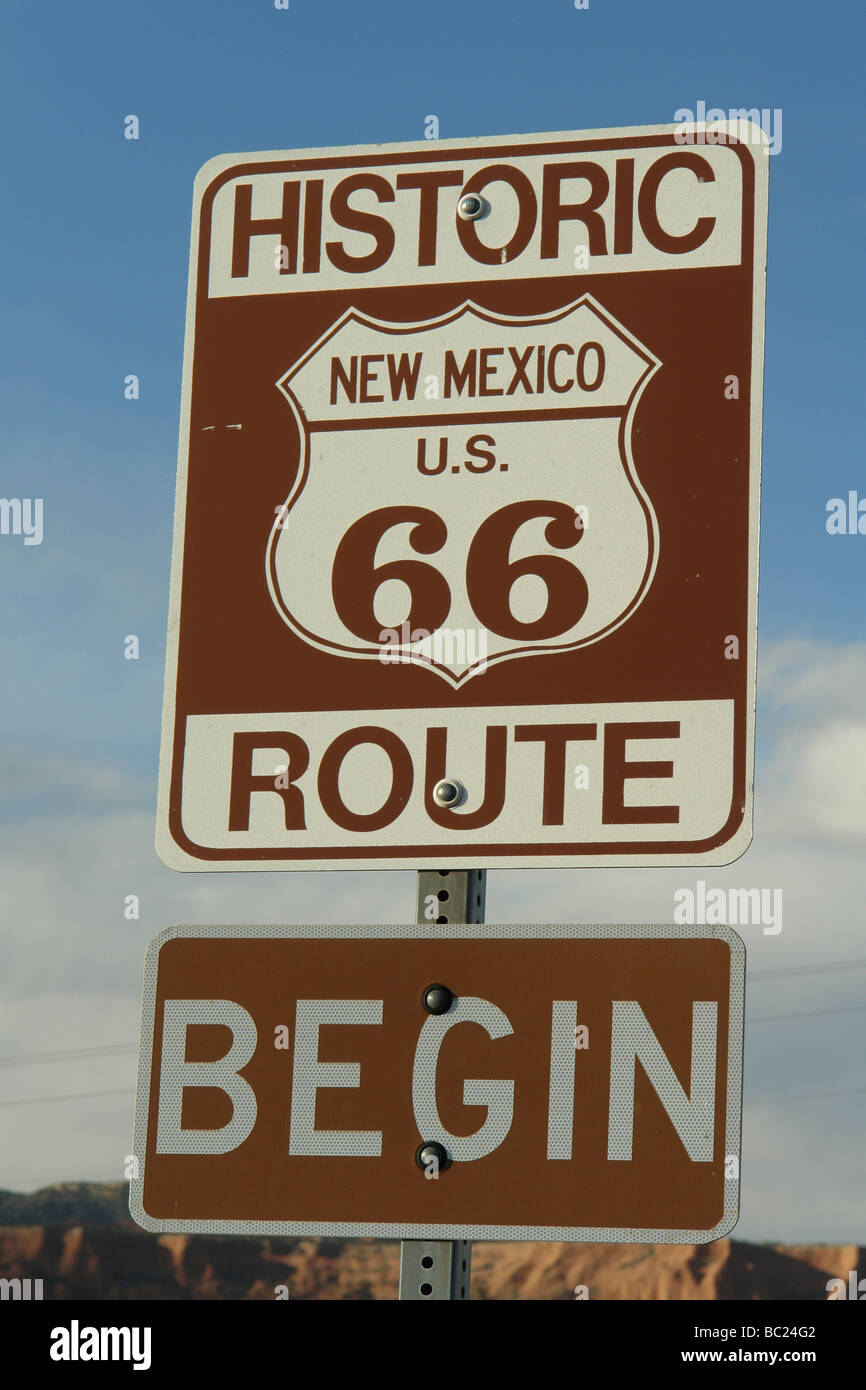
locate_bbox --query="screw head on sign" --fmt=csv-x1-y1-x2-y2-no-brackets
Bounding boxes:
432,778,464,808
416,1141,449,1172
423,983,454,1015
457,192,488,221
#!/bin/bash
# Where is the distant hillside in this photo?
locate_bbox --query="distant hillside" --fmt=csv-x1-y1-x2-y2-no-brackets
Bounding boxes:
0,1183,860,1300
0,1181,133,1228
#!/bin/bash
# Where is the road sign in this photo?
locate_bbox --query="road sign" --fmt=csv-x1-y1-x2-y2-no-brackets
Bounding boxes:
157,123,768,870
129,923,744,1243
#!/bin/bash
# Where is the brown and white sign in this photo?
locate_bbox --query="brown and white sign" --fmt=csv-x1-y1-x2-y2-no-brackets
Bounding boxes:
129,924,744,1242
157,125,769,869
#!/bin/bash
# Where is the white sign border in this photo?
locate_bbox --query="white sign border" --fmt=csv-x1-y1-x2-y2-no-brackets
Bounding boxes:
129,922,744,1244
156,123,768,872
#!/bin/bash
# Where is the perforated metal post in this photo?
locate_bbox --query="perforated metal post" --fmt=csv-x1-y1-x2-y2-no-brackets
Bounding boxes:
398,869,486,1300
416,868,486,930
398,1238,472,1301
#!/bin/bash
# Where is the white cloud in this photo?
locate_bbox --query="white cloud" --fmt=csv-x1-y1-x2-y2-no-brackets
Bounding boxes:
758,638,866,722
757,639,866,842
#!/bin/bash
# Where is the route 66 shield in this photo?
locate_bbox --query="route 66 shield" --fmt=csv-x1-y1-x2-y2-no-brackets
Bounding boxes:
268,296,659,684
157,125,767,870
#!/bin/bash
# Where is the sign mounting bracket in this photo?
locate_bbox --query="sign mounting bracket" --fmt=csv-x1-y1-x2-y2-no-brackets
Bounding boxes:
398,867,486,1300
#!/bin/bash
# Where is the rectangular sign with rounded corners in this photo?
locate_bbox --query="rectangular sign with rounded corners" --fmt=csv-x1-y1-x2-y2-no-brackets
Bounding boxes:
130,923,744,1242
158,124,768,869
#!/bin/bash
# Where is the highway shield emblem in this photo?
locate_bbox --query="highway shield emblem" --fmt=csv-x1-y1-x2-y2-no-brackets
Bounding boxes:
267,296,660,685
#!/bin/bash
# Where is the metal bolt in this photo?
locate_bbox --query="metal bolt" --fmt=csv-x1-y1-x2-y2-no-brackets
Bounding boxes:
457,192,488,221
423,983,453,1014
432,778,464,808
416,1141,449,1172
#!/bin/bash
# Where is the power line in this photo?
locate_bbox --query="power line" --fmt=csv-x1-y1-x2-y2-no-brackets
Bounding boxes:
746,1086,866,1107
747,1004,866,1024
1,1065,864,1114
0,953,858,1072
0,1087,134,1109
0,985,861,1111
0,1044,136,1068
0,1074,862,1119
749,957,866,982
6,1008,860,1065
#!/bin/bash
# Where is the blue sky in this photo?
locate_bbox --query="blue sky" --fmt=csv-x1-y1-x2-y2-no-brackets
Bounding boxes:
1,0,865,1248
1,0,863,772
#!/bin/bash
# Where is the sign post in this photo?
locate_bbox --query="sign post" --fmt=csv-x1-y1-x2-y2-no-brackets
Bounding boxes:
399,867,486,1300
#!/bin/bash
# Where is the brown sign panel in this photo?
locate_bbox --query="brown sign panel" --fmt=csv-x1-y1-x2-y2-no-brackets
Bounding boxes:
157,124,768,871
130,925,744,1242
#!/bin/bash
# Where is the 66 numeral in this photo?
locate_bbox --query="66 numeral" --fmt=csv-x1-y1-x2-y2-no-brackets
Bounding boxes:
331,501,587,644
